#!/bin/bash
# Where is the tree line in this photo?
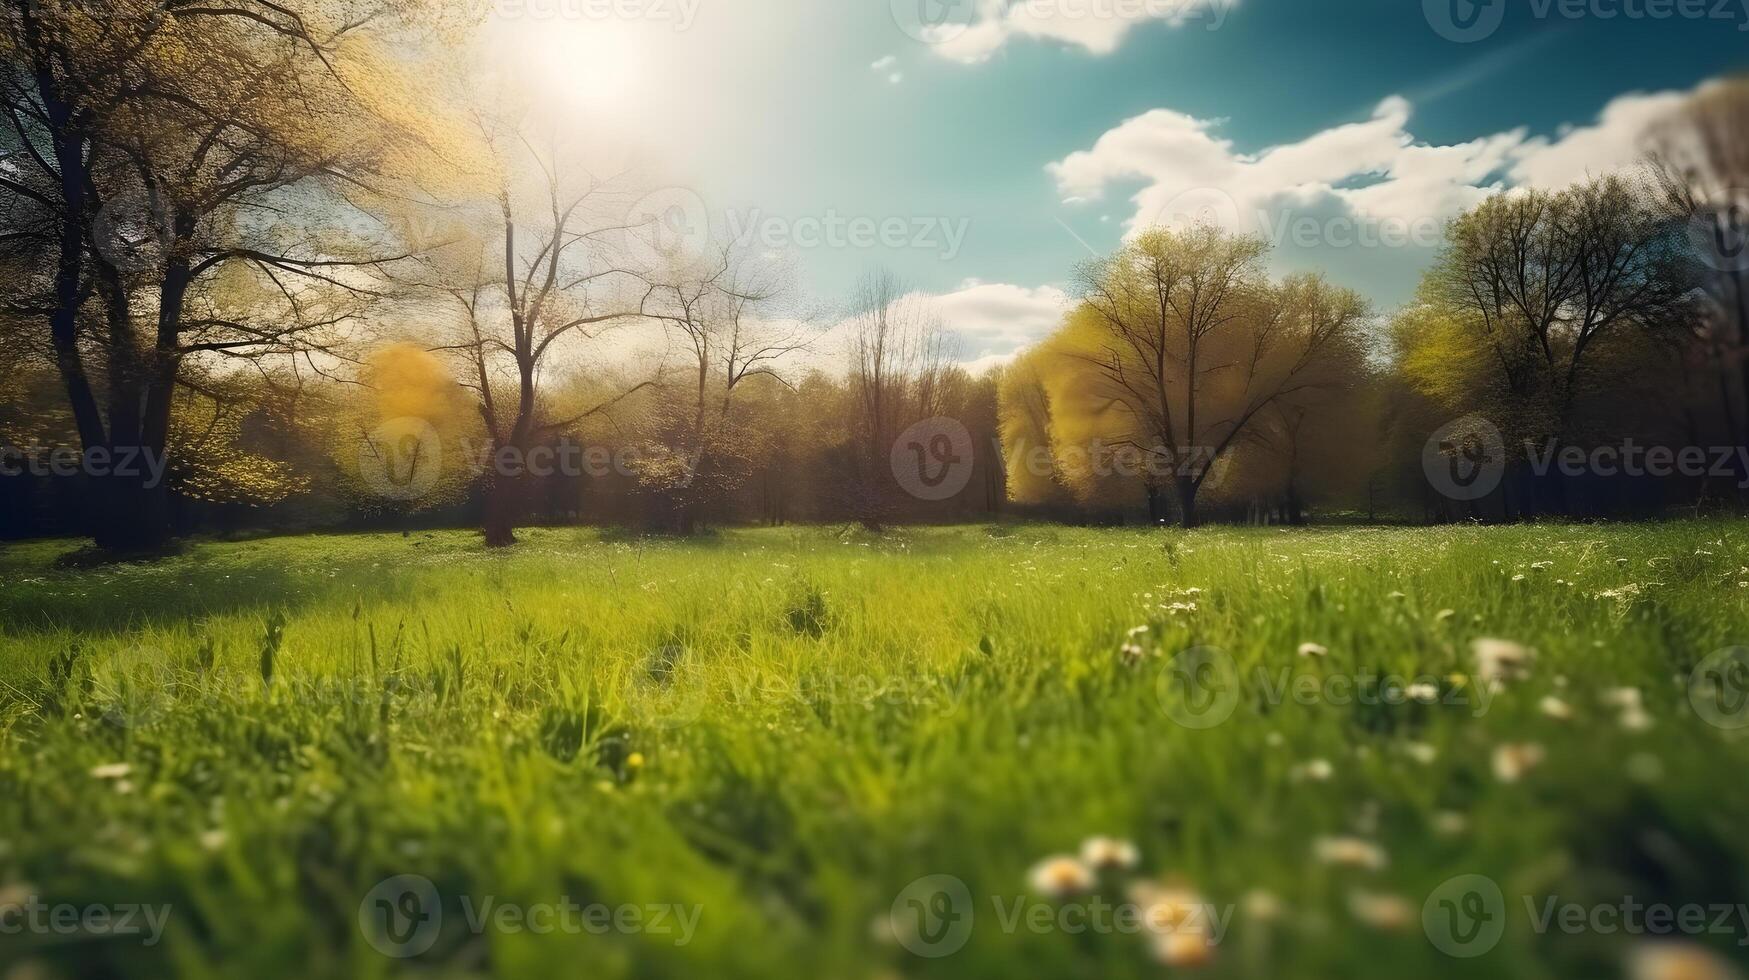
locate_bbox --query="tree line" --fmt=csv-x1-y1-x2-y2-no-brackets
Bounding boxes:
2,2,1746,549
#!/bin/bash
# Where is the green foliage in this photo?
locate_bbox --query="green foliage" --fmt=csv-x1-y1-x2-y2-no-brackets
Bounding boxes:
1,524,1747,978
783,580,831,638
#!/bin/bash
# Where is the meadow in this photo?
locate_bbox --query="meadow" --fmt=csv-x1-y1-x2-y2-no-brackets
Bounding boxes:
1,522,1747,979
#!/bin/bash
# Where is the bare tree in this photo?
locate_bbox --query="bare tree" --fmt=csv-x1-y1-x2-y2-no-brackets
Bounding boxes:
422,135,657,546
845,269,954,529
621,243,809,530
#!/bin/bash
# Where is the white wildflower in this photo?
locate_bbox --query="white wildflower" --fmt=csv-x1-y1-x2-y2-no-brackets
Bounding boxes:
1079,836,1140,871
1348,890,1414,930
1313,836,1387,871
1473,638,1535,688
1492,742,1546,783
1027,856,1095,898
1242,889,1282,923
1627,941,1742,980
1402,742,1437,765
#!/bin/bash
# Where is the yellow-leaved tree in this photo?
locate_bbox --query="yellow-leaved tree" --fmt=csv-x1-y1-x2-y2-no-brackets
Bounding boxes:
332,342,482,514
1004,225,1370,526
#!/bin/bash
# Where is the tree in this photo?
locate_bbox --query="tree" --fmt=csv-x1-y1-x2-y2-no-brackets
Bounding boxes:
629,244,805,531
419,133,658,547
332,341,480,515
1027,224,1368,527
843,270,954,529
1649,77,1749,478
1211,374,1383,525
996,350,1074,512
1,0,460,549
1401,175,1701,514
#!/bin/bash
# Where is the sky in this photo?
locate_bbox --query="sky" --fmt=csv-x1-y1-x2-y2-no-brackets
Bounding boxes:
486,0,1749,369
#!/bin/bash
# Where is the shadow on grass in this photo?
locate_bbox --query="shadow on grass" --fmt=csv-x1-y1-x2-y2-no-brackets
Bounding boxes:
50,541,188,569
0,534,428,635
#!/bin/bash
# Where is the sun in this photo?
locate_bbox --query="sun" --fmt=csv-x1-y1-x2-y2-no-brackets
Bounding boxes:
494,16,650,122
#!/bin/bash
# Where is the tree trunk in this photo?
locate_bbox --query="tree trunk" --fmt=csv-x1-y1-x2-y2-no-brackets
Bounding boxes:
1175,476,1198,529
92,257,188,553
1734,270,1748,439
28,56,179,554
45,114,120,549
482,474,521,548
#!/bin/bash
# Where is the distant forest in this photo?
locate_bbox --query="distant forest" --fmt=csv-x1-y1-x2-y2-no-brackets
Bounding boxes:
2,3,1747,549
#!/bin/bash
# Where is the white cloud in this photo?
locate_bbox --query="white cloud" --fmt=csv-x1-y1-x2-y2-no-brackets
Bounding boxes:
1507,89,1688,189
928,0,1239,64
1048,83,1711,242
871,54,904,84
929,280,1075,356
960,352,1019,376
808,279,1073,372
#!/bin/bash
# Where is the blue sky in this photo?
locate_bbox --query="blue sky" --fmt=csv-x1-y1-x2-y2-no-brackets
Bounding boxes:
497,0,1749,366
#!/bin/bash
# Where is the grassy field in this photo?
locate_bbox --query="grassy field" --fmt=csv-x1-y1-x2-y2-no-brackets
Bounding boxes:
2,522,1748,979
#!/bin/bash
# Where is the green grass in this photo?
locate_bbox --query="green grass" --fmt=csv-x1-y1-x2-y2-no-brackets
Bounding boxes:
2,522,1748,979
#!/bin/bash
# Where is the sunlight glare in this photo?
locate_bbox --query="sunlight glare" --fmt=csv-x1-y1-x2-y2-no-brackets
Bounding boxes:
497,16,651,124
